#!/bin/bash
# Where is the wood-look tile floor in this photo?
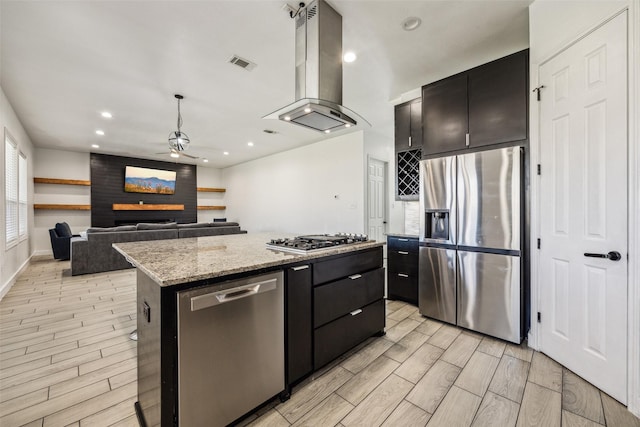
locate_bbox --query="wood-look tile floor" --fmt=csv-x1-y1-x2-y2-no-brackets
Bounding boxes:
1,258,639,427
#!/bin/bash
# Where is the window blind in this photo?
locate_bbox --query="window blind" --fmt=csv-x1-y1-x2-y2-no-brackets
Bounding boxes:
5,134,18,244
19,152,27,237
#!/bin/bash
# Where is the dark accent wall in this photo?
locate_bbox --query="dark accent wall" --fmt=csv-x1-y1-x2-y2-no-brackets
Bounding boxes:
90,153,197,227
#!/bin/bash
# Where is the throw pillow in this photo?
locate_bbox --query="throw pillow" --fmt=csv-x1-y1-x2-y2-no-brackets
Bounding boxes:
55,222,72,237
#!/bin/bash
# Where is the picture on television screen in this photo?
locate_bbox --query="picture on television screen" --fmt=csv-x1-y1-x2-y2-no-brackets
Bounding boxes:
124,166,176,194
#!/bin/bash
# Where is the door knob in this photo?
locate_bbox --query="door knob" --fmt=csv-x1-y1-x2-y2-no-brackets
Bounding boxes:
584,251,622,261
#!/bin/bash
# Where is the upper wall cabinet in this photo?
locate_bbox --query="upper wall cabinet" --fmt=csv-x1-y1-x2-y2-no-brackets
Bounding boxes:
421,74,467,156
422,50,528,157
394,99,422,152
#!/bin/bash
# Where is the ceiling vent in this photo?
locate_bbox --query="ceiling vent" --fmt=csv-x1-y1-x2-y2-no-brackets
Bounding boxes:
229,55,257,71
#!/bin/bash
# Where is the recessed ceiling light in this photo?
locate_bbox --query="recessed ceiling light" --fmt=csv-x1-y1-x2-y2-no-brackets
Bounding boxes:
101,111,112,119
325,129,331,134
345,123,351,128
170,152,180,158
304,107,312,113
91,144,99,149
402,17,422,31
284,116,291,121
95,130,105,136
247,142,254,147
203,158,209,163
223,151,229,155
343,51,357,63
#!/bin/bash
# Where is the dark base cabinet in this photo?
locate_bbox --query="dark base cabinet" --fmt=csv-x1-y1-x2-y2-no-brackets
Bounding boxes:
312,247,385,371
387,236,419,305
314,299,385,369
285,264,313,386
134,246,385,426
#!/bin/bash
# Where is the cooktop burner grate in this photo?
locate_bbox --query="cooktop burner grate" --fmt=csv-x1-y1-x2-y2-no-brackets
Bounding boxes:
266,233,368,254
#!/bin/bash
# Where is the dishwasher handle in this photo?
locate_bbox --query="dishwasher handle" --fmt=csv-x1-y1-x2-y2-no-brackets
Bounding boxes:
190,278,278,311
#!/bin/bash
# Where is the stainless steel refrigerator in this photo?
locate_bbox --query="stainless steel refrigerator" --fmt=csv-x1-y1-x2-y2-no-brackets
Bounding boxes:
418,146,523,343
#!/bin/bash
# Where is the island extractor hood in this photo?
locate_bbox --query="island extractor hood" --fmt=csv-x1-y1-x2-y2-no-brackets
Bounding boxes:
264,0,368,133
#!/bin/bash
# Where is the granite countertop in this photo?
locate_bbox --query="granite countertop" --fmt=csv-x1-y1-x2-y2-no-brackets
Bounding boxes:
113,232,384,287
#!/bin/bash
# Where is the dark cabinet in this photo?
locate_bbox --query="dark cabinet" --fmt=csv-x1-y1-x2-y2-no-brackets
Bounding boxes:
286,264,312,385
468,50,528,147
395,98,422,200
395,99,422,152
422,50,528,157
312,247,385,370
387,236,419,305
422,74,468,156
314,299,385,369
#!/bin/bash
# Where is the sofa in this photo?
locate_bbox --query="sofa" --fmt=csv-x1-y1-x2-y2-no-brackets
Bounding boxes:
70,222,246,275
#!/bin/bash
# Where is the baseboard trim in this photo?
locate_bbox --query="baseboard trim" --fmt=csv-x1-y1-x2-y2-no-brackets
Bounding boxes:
0,255,32,301
32,249,53,257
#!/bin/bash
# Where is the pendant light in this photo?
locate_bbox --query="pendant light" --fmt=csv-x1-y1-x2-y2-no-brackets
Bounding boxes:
168,94,190,151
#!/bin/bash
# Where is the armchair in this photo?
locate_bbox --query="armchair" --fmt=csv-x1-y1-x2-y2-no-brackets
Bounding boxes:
49,222,77,260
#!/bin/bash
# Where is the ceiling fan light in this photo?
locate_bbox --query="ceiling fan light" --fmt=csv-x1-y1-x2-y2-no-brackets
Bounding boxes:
170,152,180,158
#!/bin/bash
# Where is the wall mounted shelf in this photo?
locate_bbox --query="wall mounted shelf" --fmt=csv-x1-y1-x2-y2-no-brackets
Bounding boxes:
34,204,91,210
197,187,226,193
113,204,185,211
197,206,227,210
34,177,91,186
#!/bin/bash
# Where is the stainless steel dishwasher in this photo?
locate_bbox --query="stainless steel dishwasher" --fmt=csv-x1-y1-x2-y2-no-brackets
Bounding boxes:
177,271,284,426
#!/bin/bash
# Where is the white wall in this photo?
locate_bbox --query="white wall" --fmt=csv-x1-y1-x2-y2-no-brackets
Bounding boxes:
32,148,91,255
529,0,639,415
1,86,35,299
196,166,225,223
223,132,365,234
529,0,627,64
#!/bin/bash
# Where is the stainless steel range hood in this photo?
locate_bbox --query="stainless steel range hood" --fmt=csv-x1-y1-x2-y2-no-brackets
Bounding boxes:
264,0,368,133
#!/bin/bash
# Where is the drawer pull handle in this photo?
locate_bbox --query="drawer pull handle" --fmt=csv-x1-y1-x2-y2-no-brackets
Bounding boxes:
398,273,409,278
291,265,310,271
398,238,409,242
350,309,363,316
349,274,362,280
398,251,409,255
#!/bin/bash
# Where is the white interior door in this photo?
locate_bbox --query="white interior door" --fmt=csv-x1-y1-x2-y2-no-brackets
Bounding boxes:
538,12,628,403
367,158,386,245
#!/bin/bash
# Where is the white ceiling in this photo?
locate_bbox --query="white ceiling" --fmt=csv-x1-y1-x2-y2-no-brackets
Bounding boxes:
0,1,532,169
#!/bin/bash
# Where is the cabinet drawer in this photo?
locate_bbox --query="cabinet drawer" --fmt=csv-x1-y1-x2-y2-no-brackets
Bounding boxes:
387,271,418,305
388,251,418,268
387,260,418,278
313,247,382,286
314,299,385,370
387,237,419,254
314,268,384,327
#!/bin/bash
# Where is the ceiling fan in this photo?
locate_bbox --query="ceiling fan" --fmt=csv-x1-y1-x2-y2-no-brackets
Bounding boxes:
156,94,199,159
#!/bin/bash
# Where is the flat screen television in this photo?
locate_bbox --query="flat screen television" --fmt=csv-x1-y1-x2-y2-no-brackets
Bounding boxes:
124,166,176,194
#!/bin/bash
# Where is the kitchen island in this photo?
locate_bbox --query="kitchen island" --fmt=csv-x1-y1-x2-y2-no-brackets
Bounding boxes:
114,232,385,427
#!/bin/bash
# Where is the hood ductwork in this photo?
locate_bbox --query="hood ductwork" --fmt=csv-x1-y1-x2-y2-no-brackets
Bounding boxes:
264,0,368,133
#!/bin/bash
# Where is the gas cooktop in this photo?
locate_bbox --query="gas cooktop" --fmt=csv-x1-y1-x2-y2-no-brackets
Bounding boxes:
266,233,368,254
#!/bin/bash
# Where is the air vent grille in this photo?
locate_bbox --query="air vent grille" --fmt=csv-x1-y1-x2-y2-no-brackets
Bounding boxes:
229,55,257,71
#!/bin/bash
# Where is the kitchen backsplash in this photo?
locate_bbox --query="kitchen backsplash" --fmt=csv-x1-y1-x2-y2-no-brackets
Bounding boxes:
404,201,420,235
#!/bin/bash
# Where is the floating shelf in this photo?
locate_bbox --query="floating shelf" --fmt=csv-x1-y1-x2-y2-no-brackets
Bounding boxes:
113,204,185,211
197,206,227,210
34,177,91,186
34,204,91,210
197,187,226,193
